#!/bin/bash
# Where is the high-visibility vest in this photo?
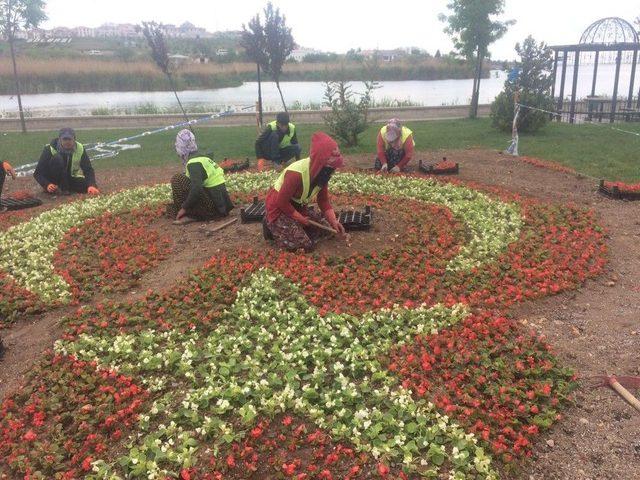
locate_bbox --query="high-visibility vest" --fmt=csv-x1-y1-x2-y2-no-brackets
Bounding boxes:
380,125,414,149
49,141,85,179
186,156,226,188
273,157,319,205
268,120,296,148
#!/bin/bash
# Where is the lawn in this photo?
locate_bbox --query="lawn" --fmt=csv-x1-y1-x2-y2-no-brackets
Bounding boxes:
3,117,639,181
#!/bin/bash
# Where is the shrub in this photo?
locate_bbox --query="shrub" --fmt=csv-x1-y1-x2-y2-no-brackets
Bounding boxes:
322,80,377,147
491,36,555,133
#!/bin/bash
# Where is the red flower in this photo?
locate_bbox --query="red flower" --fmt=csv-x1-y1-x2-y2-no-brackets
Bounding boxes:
377,462,390,476
81,456,93,471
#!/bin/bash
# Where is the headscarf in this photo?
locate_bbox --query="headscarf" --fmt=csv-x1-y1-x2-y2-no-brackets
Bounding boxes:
384,118,403,149
308,132,344,181
175,129,198,166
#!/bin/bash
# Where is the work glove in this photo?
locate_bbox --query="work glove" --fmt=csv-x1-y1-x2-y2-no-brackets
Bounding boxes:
2,161,16,179
87,186,100,195
379,163,388,172
390,166,401,173
47,183,58,193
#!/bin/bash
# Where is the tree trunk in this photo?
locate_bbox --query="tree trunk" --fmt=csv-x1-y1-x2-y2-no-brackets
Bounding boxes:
470,73,478,117
257,63,263,127
167,73,192,132
470,49,484,119
9,37,27,133
276,80,287,112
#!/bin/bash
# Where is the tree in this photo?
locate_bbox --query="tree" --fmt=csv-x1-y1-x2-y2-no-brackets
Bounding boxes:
240,13,268,127
0,0,47,133
491,36,555,133
439,0,514,118
262,2,295,112
140,21,191,127
323,77,378,147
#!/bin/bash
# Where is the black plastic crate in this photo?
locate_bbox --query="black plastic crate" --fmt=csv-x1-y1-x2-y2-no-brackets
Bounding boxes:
338,206,372,231
0,196,43,211
598,180,640,201
240,197,266,222
419,159,459,175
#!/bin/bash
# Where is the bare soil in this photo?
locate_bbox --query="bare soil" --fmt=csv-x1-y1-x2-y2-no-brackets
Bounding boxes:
1,150,639,479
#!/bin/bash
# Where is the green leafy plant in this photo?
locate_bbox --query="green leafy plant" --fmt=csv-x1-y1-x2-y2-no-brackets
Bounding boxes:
491,36,555,133
323,79,378,147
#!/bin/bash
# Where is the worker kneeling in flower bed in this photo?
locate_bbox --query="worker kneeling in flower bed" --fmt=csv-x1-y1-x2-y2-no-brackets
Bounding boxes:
264,131,347,252
374,118,415,173
34,127,100,195
171,129,234,225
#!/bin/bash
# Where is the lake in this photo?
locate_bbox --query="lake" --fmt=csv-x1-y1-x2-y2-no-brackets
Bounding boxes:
0,64,635,117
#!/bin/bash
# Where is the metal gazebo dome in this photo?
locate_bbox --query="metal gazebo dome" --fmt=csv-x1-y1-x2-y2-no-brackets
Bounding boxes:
579,17,639,45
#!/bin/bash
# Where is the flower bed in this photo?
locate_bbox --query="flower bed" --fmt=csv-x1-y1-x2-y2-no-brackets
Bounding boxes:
53,206,171,301
516,156,577,175
0,171,608,478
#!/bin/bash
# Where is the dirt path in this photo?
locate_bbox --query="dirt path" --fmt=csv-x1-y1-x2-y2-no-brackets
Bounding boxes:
1,151,639,479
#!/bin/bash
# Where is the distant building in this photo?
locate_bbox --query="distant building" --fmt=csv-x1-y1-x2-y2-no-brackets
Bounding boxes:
362,49,408,62
20,21,215,40
72,26,95,37
289,47,322,62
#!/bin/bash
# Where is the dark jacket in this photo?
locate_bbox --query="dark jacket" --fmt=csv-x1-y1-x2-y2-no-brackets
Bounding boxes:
33,138,97,189
255,124,298,158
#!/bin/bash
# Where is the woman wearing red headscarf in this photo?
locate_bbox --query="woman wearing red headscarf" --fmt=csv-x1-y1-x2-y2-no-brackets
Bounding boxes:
264,132,347,252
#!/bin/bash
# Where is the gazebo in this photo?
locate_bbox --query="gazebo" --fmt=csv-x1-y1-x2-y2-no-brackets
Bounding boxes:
550,17,640,123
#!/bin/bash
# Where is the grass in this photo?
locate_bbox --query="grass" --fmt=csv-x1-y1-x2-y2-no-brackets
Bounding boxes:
3,118,638,182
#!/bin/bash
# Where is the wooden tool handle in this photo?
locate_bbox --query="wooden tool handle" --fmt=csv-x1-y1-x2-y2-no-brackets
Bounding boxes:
610,378,640,413
307,219,338,235
207,217,237,233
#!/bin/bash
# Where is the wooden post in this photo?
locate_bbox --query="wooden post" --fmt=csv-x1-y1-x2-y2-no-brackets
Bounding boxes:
557,49,569,120
590,50,600,97
551,49,559,99
610,50,623,123
569,50,580,124
627,49,638,110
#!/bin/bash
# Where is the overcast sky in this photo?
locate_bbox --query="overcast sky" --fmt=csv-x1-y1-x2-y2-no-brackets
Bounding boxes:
42,0,639,60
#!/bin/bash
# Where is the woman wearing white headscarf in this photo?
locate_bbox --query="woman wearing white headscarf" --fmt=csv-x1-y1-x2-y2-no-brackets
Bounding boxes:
170,129,234,224
374,119,415,173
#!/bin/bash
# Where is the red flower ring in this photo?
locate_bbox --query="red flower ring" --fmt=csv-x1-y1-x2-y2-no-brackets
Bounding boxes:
1,178,608,476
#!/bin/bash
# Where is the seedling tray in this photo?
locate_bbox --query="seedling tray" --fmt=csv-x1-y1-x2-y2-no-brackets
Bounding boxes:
243,199,374,231
240,197,266,222
338,206,373,231
221,158,250,173
0,196,43,211
419,159,459,175
598,180,640,201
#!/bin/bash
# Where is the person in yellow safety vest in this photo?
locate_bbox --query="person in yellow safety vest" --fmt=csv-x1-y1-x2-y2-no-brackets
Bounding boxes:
34,128,100,195
374,119,415,173
255,112,302,167
263,132,347,252
171,129,234,225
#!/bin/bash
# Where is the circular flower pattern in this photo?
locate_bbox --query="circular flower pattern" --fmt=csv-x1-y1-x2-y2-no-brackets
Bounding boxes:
0,171,607,479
